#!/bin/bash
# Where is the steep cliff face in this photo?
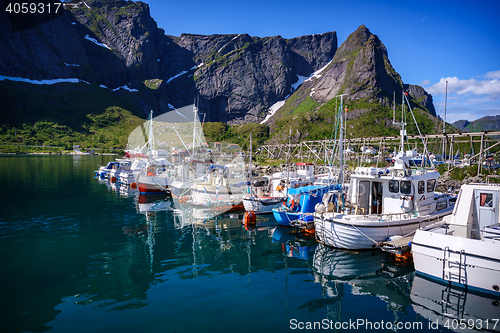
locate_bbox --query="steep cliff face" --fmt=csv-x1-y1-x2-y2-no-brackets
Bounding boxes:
1,0,438,146
165,32,337,123
305,25,403,106
0,6,87,80
404,84,436,116
0,0,337,123
265,25,440,144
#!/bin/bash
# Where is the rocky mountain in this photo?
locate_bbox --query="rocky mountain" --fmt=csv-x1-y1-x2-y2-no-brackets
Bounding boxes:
264,25,439,143
0,0,336,124
0,0,438,147
452,116,500,132
451,119,470,131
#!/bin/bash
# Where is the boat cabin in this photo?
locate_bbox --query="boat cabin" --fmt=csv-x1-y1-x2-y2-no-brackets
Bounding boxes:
442,183,500,240
346,163,446,216
296,163,314,178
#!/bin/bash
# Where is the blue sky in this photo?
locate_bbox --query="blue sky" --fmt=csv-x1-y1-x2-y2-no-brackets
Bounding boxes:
143,0,499,123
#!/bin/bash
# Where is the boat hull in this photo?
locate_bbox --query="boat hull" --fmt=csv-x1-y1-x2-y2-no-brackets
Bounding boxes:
243,196,285,214
412,229,500,295
273,208,300,227
190,184,243,206
137,175,170,195
314,211,451,250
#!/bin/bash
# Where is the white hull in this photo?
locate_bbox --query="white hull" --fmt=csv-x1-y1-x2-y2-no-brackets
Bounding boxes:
137,174,171,194
315,210,451,250
412,229,500,295
190,184,243,206
119,172,137,185
169,180,192,198
243,196,284,214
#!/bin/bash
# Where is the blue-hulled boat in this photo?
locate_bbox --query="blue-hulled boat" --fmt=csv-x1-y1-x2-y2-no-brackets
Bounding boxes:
272,184,341,227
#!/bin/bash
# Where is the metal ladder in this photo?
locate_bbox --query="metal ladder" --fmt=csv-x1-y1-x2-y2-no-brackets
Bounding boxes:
442,247,467,285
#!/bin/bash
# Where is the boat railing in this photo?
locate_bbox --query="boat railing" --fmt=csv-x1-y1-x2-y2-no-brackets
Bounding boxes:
418,219,452,234
342,211,415,222
481,223,500,241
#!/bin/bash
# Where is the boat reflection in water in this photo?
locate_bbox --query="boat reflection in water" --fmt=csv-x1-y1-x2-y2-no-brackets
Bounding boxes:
411,274,500,332
271,226,318,260
310,244,414,325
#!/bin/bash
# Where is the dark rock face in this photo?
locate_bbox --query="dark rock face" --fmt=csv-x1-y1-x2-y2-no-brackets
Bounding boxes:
0,0,338,121
0,9,87,80
0,1,433,126
167,32,337,123
404,84,436,116
308,25,404,106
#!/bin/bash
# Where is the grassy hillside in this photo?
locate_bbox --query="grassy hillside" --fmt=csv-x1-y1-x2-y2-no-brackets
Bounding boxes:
0,80,446,153
269,96,442,144
0,81,146,150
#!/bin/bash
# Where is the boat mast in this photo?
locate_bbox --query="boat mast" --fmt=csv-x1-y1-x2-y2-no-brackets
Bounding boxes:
249,132,252,195
397,91,407,155
286,127,291,196
147,110,154,162
193,101,198,159
338,94,346,186
442,80,448,163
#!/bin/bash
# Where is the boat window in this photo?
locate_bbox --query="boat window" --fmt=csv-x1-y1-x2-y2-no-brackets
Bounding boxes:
418,181,425,194
480,193,493,207
389,180,399,193
427,179,436,192
400,181,411,194
436,200,447,211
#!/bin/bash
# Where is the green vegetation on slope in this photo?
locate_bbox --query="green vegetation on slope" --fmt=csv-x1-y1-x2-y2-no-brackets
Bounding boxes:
0,81,145,150
202,122,270,150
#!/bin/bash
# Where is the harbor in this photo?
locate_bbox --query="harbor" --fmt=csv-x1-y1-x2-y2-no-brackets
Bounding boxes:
1,153,500,333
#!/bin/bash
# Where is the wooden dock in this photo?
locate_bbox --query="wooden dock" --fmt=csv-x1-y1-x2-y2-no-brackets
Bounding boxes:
380,235,414,255
260,130,500,174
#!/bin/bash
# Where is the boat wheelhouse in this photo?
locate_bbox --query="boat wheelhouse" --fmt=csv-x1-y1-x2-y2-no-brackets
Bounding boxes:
412,183,500,295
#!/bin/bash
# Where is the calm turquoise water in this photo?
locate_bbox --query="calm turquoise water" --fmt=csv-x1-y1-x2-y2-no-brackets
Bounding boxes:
1,155,496,333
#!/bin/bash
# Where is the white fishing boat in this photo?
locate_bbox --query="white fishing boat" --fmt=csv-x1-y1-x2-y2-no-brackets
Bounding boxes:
136,158,174,194
169,160,213,199
314,92,456,249
95,160,129,179
118,158,148,185
412,183,500,296
243,162,316,214
189,164,247,209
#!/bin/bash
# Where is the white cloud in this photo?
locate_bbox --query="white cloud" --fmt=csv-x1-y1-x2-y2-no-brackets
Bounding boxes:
426,76,500,98
423,72,500,122
483,70,500,80
419,79,430,86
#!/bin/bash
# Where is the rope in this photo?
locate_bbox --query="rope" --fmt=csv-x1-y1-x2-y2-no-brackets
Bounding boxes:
347,220,381,246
